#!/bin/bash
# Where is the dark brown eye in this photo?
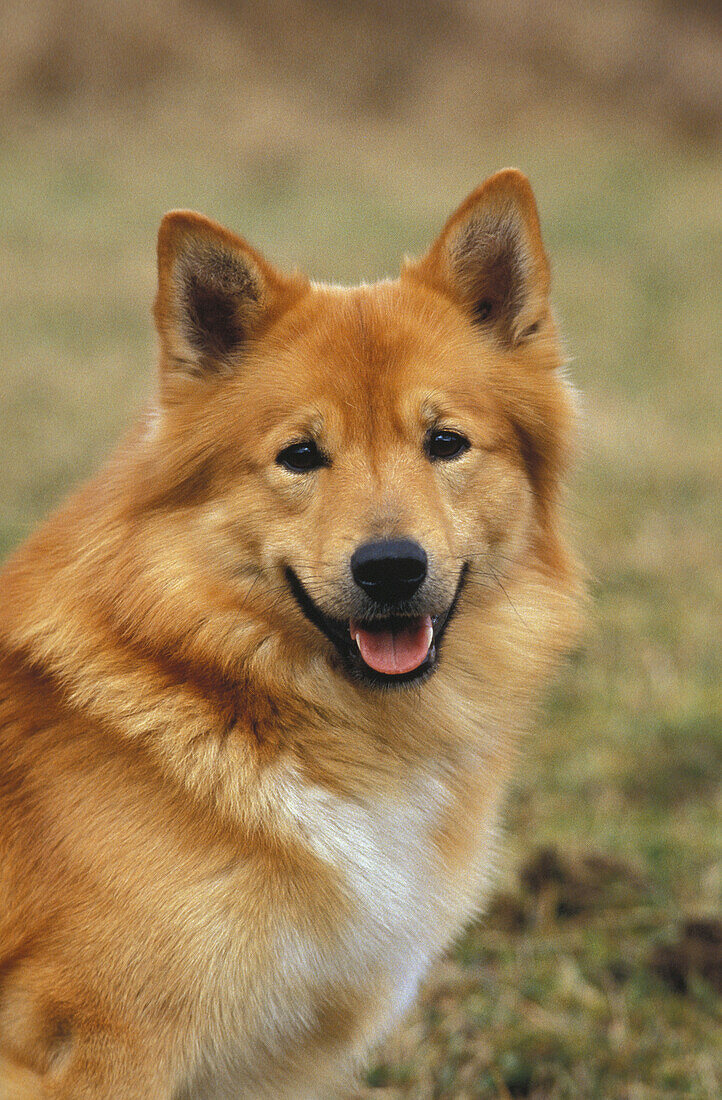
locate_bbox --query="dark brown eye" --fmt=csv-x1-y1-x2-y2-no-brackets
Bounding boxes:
276,440,327,473
426,429,470,461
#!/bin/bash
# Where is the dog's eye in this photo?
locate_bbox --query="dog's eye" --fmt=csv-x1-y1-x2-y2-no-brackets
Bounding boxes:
276,440,327,473
426,429,470,461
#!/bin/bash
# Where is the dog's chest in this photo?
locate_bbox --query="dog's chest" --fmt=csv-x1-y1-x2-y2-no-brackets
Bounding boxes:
278,768,459,1016
184,760,499,1097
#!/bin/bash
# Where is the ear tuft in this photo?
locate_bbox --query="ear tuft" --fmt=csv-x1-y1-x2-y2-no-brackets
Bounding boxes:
177,238,258,364
408,169,551,347
450,206,530,339
154,211,289,383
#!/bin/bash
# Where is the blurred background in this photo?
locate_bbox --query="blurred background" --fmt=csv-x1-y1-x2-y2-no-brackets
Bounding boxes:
1,1,720,1095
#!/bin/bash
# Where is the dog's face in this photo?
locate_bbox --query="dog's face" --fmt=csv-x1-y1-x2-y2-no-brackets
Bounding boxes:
148,171,573,687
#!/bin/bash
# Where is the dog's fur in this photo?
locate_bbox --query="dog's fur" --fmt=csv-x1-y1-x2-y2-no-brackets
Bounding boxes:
0,170,583,1099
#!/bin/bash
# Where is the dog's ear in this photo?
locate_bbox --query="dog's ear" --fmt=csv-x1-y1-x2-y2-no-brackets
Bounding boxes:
154,211,302,391
408,169,551,347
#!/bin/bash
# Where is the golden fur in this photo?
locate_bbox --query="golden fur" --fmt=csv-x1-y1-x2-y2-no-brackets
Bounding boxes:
0,169,583,1098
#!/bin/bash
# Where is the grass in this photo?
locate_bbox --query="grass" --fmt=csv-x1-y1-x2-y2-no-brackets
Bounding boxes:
1,91,720,1097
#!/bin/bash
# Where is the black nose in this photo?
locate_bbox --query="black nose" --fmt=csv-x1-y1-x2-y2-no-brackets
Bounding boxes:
350,539,428,605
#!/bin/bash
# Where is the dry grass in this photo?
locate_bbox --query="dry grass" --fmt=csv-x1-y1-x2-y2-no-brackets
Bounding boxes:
1,3,720,1095
1,1,721,140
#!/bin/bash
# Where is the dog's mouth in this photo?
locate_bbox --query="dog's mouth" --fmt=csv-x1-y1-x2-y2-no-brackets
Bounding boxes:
349,616,434,676
284,565,468,687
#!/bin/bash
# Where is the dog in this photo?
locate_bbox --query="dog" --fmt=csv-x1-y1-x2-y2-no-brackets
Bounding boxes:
0,169,584,1098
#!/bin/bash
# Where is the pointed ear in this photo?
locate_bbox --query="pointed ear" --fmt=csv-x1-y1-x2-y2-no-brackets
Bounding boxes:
154,211,300,385
408,169,551,347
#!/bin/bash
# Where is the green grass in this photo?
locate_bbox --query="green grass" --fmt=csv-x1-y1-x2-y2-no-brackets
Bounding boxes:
1,104,720,1097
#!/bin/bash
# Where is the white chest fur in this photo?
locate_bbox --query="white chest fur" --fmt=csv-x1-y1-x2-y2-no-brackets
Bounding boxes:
279,766,456,1023
183,760,500,1098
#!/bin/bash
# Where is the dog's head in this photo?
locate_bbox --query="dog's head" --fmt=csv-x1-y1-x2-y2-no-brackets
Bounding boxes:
145,170,575,688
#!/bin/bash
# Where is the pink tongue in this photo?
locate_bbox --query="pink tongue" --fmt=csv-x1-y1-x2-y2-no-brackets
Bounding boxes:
350,615,434,675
